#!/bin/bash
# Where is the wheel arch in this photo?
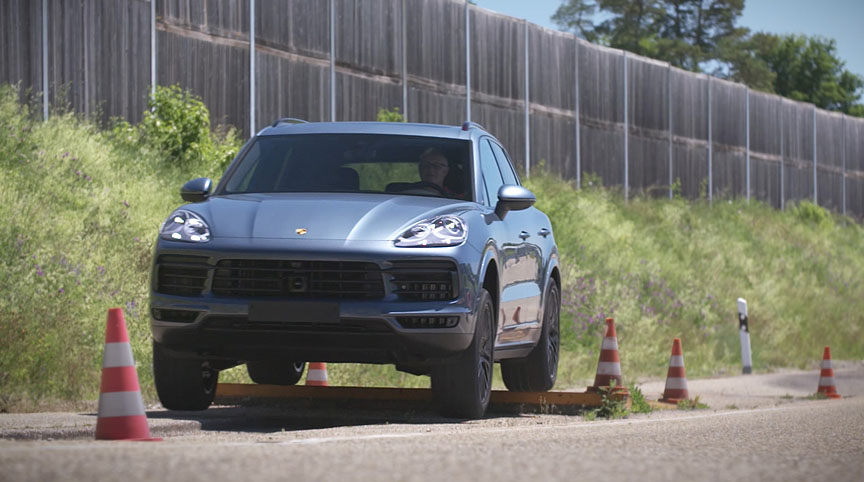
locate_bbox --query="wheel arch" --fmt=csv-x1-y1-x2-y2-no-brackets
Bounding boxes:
480,256,499,324
541,254,561,321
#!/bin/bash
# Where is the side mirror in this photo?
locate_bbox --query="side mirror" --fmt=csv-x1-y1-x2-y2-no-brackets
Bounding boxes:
495,185,536,219
180,177,212,203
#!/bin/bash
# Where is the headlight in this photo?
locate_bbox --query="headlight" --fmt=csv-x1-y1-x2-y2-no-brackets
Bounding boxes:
160,210,211,243
395,216,467,247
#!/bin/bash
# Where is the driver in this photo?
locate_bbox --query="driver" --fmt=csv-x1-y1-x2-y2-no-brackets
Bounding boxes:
418,148,450,190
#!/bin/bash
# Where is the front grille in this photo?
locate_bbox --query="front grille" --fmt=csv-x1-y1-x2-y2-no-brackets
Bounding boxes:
203,315,392,333
397,316,460,329
155,255,209,296
388,260,458,301
211,259,385,299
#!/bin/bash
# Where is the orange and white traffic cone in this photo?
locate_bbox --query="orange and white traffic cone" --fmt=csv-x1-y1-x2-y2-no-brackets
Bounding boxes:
817,347,842,399
588,318,627,394
660,338,689,404
95,308,160,441
305,362,329,387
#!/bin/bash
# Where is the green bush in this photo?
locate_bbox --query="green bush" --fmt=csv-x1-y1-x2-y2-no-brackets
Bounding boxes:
376,107,405,123
113,85,242,172
790,200,834,228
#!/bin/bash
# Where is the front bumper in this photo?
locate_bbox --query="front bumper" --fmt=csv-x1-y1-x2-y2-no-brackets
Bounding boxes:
149,237,480,366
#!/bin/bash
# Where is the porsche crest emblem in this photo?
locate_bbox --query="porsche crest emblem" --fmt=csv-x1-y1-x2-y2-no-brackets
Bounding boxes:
295,228,308,235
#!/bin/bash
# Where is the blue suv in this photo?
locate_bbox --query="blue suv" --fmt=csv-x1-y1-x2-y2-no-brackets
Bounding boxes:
150,120,560,418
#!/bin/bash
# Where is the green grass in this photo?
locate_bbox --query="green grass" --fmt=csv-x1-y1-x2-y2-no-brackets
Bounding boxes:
627,383,653,414
677,396,710,410
2,84,863,411
526,172,864,388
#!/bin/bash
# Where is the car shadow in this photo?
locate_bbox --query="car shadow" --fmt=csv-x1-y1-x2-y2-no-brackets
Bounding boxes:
144,400,537,434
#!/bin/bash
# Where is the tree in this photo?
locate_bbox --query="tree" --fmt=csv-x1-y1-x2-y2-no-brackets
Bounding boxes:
552,0,864,116
714,32,776,92
552,0,746,71
551,0,599,42
726,33,864,116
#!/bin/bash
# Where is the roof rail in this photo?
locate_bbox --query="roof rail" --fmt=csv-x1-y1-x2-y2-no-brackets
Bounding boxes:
271,117,309,127
461,121,486,131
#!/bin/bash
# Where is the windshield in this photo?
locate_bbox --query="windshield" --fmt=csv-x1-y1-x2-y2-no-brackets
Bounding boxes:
220,134,472,200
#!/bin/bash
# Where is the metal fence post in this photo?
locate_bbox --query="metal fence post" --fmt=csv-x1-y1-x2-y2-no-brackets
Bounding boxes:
82,0,89,119
668,64,673,199
249,0,256,136
707,75,712,204
524,19,530,177
42,0,48,120
780,103,785,210
401,0,408,120
746,87,750,202
151,0,156,102
574,38,580,189
465,0,471,122
813,106,817,204
842,114,847,216
329,0,336,122
623,51,628,201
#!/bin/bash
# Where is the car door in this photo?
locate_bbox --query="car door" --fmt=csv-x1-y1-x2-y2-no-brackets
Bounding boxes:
478,138,542,349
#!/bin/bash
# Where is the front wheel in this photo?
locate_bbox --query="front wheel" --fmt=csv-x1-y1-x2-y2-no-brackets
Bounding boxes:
153,341,218,411
431,288,494,419
501,281,560,392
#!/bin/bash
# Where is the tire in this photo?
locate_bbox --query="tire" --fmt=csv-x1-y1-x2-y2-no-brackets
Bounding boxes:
501,282,560,392
153,341,218,411
431,288,494,419
246,361,305,386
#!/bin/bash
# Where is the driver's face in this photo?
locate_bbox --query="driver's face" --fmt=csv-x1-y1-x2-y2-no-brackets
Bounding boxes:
419,156,449,186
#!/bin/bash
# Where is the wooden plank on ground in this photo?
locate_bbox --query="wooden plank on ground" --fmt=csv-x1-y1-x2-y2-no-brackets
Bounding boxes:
215,383,630,414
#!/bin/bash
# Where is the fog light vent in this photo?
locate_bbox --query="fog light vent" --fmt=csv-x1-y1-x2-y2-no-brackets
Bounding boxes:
151,308,199,323
397,316,459,329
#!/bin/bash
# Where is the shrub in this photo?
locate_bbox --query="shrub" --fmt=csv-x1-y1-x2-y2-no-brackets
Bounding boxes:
376,107,405,123
113,85,241,172
628,383,653,414
790,200,834,228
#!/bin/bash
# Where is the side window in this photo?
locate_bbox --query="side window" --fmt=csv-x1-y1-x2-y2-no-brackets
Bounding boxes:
479,139,505,207
490,142,519,186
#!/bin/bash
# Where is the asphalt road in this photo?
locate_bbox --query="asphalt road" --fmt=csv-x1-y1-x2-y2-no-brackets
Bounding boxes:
1,366,863,482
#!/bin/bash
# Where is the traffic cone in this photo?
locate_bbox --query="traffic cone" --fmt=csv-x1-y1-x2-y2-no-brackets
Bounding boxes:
588,318,627,394
305,362,329,386
816,347,842,399
95,308,161,441
660,338,689,404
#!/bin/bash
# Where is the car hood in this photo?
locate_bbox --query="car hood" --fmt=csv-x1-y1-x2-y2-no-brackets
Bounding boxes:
188,193,473,241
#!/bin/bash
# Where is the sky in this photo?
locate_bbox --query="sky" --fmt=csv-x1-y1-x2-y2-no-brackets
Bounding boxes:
472,0,864,78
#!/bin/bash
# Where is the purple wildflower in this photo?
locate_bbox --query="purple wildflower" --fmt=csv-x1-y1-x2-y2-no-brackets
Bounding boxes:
97,266,105,275
123,200,130,208
36,265,44,276
58,288,64,294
